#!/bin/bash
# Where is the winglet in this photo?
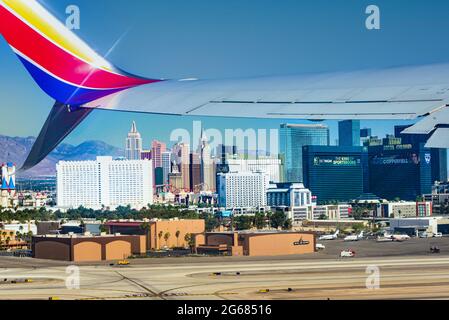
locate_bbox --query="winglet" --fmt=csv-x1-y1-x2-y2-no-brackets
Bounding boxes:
0,0,160,105
20,103,93,171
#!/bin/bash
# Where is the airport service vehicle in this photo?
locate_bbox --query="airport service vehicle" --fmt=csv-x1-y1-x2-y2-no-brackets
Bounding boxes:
316,243,326,250
3,1,449,172
344,231,364,242
434,232,443,238
430,246,441,254
340,250,355,258
118,259,130,266
419,232,432,238
318,230,340,241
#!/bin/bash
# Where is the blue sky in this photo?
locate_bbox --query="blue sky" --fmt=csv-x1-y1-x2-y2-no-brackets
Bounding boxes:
1,0,449,150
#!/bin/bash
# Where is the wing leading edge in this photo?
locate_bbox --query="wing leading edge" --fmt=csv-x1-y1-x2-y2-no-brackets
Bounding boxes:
83,64,449,121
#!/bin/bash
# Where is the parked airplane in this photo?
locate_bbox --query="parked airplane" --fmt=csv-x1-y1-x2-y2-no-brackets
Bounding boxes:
318,230,340,241
2,0,449,170
344,231,364,242
384,232,411,241
391,234,411,241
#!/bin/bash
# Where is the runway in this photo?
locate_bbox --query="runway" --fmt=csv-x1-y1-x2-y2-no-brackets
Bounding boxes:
2,255,449,300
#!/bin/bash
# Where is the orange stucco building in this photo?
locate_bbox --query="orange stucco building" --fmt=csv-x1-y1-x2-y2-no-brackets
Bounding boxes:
104,219,205,250
32,234,146,262
196,231,316,257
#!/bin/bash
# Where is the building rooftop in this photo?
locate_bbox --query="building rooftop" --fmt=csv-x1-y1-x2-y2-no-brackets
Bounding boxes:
33,233,137,239
281,123,328,129
104,218,199,227
207,230,315,235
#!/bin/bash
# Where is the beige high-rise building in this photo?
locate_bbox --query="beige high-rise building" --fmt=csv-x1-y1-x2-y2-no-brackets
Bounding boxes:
198,130,216,192
151,140,167,168
172,143,190,191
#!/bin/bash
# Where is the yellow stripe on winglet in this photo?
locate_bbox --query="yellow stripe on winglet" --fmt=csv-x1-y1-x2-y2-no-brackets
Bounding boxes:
2,0,115,72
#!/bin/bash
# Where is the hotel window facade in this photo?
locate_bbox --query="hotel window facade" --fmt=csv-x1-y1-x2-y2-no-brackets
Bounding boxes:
57,156,153,209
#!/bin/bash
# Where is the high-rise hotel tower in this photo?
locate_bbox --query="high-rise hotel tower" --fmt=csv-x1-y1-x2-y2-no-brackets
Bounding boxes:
125,121,143,160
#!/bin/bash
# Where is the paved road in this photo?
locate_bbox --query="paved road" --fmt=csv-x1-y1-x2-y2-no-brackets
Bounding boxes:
2,238,449,300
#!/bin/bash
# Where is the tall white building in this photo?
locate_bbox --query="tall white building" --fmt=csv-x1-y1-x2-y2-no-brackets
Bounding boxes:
217,171,269,209
226,158,281,182
57,156,153,209
125,121,143,160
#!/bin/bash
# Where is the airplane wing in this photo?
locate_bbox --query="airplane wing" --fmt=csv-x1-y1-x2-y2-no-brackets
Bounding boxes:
83,64,449,121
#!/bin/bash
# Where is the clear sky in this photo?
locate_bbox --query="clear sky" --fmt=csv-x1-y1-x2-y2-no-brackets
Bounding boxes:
1,0,449,150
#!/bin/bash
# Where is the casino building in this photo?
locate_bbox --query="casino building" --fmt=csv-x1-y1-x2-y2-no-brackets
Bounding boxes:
367,134,432,201
302,146,369,203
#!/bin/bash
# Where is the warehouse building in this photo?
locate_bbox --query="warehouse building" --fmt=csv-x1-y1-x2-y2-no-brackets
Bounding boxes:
390,217,438,236
104,219,205,250
36,221,60,235
390,217,449,236
32,234,146,262
196,231,316,257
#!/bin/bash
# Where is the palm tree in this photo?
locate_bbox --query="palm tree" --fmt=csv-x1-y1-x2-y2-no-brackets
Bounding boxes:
184,232,196,252
175,230,181,247
184,233,192,247
158,231,164,249
164,232,171,248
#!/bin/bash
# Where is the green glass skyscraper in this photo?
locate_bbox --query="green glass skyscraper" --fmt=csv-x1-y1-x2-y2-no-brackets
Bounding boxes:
280,124,329,182
302,145,369,203
339,120,361,147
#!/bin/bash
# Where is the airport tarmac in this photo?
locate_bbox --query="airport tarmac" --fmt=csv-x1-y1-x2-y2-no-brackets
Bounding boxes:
1,238,449,300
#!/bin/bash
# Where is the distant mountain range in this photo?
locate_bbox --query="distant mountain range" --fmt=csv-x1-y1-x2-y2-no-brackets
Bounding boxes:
0,135,124,177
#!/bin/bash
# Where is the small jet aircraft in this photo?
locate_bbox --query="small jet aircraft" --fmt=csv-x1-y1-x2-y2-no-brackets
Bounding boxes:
344,231,364,242
318,230,340,241
391,234,411,241
383,232,411,241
